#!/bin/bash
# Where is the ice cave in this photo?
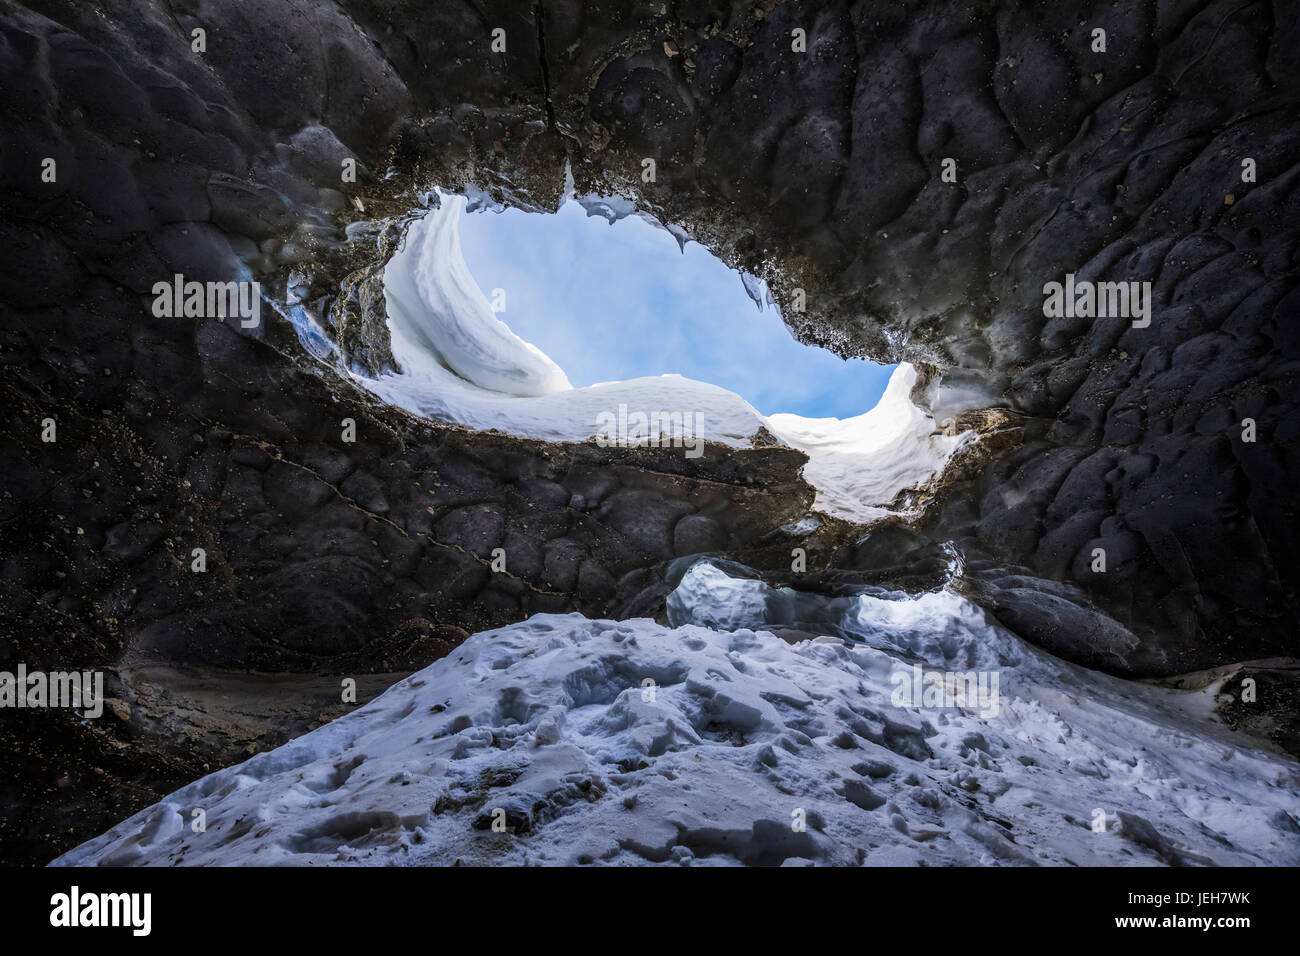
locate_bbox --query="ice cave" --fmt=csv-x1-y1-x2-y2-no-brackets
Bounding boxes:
4,0,1298,894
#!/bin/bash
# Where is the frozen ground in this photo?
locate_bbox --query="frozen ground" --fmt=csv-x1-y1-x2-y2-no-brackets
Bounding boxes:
353,194,967,523
54,561,1300,867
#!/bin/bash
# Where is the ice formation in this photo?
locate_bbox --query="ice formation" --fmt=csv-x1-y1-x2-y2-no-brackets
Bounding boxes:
54,561,1300,867
88,196,1292,869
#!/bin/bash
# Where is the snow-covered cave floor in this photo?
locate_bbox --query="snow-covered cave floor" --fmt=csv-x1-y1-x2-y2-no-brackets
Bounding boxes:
54,563,1300,867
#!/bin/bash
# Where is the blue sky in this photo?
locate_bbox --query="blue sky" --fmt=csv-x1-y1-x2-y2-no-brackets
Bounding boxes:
457,199,894,419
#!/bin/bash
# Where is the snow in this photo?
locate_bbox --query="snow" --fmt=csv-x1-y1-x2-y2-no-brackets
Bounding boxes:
349,193,968,524
362,193,768,446
382,193,571,396
765,364,971,523
54,561,1300,867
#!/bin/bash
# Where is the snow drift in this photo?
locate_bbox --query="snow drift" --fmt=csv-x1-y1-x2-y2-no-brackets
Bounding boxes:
766,364,969,523
383,193,571,397
54,562,1300,867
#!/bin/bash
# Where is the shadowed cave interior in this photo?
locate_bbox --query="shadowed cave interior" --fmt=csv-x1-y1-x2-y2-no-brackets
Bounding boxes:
1,0,1297,868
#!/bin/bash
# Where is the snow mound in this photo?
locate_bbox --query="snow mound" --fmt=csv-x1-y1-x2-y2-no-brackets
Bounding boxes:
366,363,769,448
54,564,1300,867
766,364,970,523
